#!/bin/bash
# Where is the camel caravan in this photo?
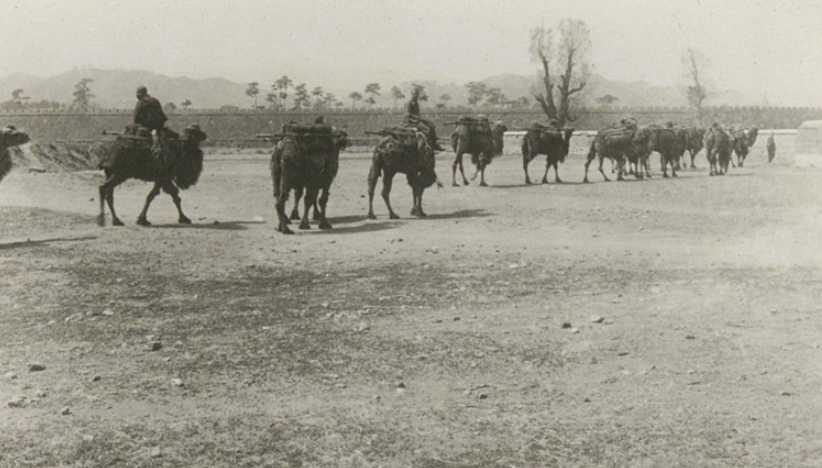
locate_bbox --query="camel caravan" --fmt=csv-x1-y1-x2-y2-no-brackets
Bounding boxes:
0,85,766,234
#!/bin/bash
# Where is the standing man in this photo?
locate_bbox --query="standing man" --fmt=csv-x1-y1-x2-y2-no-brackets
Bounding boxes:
134,86,168,165
767,132,776,163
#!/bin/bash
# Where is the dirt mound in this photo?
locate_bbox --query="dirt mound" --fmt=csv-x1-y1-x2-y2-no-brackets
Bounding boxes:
8,142,101,173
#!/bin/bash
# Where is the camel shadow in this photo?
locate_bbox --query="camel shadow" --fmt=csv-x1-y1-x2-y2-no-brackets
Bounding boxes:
0,235,98,250
425,209,490,220
326,214,369,224
152,220,263,231
486,184,539,189
311,220,402,235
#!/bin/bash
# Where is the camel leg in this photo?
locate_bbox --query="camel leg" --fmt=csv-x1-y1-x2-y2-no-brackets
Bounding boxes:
690,150,697,168
299,187,316,230
523,154,534,185
541,160,550,184
318,187,332,230
367,162,381,220
98,172,127,227
451,154,461,187
479,164,488,187
274,181,294,235
381,173,399,219
411,185,427,218
599,155,613,182
312,200,321,220
583,150,597,184
458,156,470,186
162,181,191,224
136,182,162,226
290,187,303,221
554,163,562,183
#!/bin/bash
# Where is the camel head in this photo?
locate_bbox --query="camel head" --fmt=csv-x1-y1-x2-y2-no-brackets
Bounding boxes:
332,128,349,151
0,126,30,148
746,128,759,147
491,122,507,156
183,124,207,146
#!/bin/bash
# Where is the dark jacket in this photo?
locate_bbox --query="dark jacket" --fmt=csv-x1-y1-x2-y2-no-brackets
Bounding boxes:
134,95,168,131
406,97,420,117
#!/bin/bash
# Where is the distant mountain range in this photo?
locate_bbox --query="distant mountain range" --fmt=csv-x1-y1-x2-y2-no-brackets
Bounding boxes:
0,68,760,110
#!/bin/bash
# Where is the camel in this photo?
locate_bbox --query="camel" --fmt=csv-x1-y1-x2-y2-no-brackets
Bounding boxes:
632,125,680,178
0,126,31,184
97,125,207,226
449,118,507,187
584,121,637,183
521,127,575,184
685,127,706,168
703,124,734,176
367,129,439,219
732,128,759,167
271,128,349,234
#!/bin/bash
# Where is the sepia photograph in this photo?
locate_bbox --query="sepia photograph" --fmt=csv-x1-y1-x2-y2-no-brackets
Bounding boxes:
1,0,821,466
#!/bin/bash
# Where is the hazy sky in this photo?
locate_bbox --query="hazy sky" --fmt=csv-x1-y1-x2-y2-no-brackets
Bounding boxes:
2,0,821,105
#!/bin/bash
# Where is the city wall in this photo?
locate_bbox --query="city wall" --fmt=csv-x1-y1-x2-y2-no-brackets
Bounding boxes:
1,106,819,146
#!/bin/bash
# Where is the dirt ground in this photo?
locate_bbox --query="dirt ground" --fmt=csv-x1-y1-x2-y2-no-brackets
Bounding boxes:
2,134,822,467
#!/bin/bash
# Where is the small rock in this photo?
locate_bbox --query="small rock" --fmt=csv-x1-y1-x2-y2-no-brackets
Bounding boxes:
151,447,162,458
29,364,46,372
4,371,18,380
35,389,47,398
395,381,406,389
570,327,581,334
508,263,519,269
617,351,629,356
583,397,591,403
60,406,71,415
102,309,114,317
64,313,83,323
685,334,696,340
148,341,162,352
781,391,793,396
478,393,489,400
561,322,572,329
91,375,102,382
7,396,26,408
453,317,460,322
171,378,184,387
590,315,604,323
334,383,347,389
83,435,95,443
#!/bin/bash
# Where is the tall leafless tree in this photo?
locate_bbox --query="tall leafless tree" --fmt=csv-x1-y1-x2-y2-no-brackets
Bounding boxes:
683,47,708,126
530,19,592,127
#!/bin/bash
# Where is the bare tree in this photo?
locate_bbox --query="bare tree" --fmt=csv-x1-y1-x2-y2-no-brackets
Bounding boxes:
530,19,592,126
683,47,708,125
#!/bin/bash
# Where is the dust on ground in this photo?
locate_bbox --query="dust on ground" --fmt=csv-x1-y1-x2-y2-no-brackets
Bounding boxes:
1,136,822,467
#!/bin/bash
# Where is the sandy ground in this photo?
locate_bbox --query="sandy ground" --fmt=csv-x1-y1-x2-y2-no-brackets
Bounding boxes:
2,135,822,467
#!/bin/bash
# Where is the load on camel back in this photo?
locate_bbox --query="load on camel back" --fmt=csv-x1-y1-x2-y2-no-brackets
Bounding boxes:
268,119,350,234
448,115,507,187
366,125,441,220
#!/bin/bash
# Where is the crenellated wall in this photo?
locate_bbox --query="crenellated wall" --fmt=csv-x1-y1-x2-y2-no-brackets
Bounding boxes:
1,106,819,146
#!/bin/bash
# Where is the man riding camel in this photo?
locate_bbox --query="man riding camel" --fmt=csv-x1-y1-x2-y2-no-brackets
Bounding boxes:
403,87,444,151
133,86,168,166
